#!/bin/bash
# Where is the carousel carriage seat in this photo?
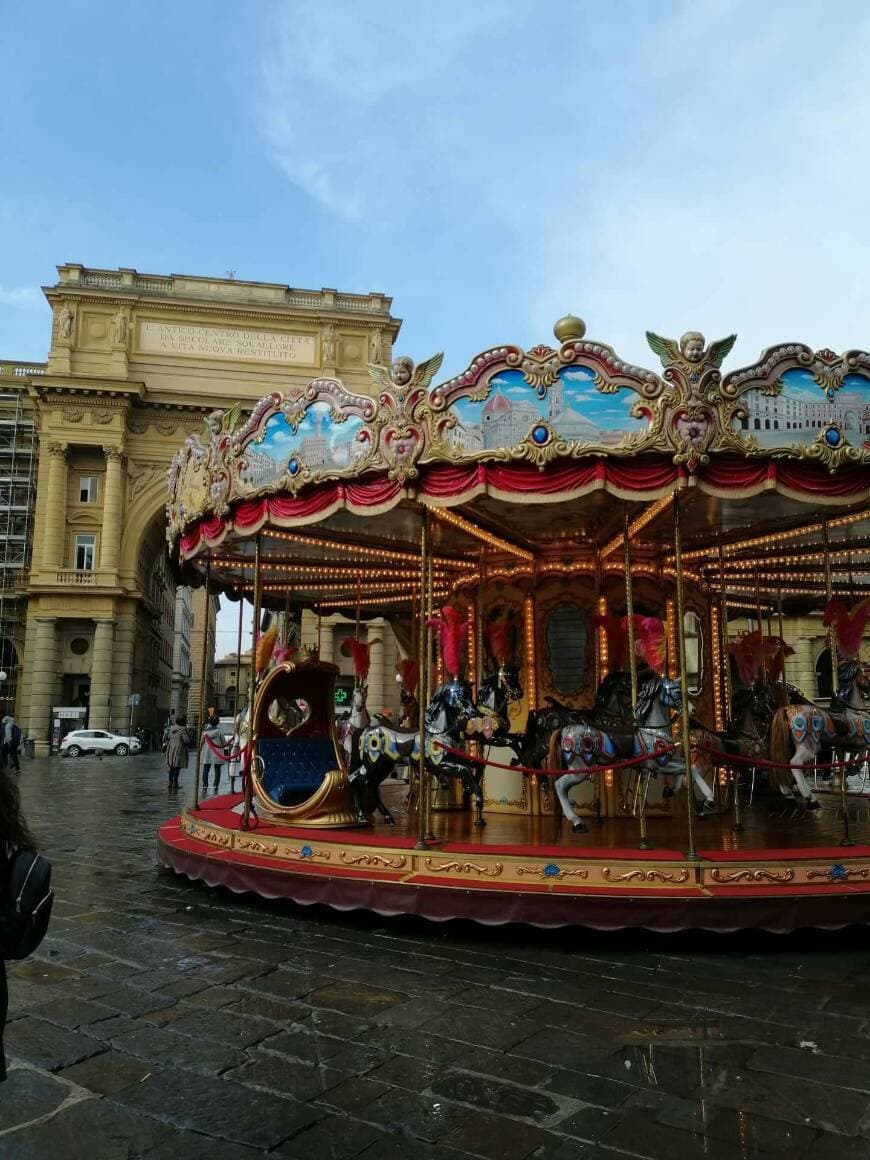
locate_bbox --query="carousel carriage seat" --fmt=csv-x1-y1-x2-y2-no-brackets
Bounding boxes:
257,736,339,806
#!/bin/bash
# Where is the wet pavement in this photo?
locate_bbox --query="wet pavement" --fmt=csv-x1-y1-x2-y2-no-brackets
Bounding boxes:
4,753,870,1158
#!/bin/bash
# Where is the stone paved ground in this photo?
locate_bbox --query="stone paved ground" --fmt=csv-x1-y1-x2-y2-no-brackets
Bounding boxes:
4,754,870,1158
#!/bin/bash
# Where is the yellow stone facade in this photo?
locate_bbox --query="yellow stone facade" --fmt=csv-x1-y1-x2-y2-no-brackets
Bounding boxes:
18,264,401,749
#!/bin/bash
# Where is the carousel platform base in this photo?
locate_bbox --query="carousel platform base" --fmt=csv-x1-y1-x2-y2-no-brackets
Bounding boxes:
157,786,870,933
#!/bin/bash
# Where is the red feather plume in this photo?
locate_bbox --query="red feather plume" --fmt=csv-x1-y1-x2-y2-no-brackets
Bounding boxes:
486,616,512,667
427,605,470,679
729,630,765,686
763,635,794,682
396,658,419,694
824,597,870,659
629,616,666,674
340,637,371,682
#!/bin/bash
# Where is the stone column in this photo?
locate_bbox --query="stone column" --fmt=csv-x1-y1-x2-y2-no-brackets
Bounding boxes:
28,618,57,753
367,618,385,715
111,613,136,733
99,447,125,573
89,619,116,730
42,443,68,573
320,619,334,665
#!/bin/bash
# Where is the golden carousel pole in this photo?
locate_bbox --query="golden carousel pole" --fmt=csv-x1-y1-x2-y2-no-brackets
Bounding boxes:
776,587,788,691
192,561,211,811
241,536,262,831
423,528,438,843
718,542,740,831
415,507,431,850
673,491,698,861
623,508,649,849
232,591,244,722
823,518,853,846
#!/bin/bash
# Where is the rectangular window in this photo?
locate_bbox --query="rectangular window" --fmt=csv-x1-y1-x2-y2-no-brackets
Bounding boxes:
74,534,96,570
79,476,98,503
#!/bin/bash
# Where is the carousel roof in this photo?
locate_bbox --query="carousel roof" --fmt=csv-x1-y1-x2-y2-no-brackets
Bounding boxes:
166,320,870,614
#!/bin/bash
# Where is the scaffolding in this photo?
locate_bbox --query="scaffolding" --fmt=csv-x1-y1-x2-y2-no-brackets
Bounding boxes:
0,387,37,714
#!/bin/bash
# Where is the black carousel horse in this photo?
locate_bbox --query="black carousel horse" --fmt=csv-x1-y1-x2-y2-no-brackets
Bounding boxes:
349,677,485,826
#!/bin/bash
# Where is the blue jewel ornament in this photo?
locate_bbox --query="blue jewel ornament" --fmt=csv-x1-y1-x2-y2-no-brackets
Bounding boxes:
690,372,699,384
824,427,841,447
543,863,561,878
826,388,835,399
830,863,849,881
288,457,300,475
531,424,550,446
300,845,313,859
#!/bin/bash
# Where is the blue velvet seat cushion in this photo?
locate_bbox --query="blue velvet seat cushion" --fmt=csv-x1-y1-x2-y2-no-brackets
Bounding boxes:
258,737,336,806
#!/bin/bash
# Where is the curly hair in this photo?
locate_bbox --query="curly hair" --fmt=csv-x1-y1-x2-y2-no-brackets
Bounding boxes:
0,770,35,849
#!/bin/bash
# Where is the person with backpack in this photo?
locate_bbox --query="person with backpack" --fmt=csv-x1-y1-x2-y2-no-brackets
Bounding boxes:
2,717,21,774
165,715,192,791
0,767,53,1082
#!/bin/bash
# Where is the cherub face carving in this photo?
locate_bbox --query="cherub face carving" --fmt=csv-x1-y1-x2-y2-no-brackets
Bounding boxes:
391,356,414,387
679,332,705,363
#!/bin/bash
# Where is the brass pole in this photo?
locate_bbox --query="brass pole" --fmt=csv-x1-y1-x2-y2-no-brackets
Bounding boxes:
823,518,852,845
593,551,602,689
777,587,787,690
673,491,698,861
754,571,769,690
623,508,647,848
424,534,438,842
232,591,244,721
415,508,430,849
623,509,638,707
241,536,262,830
192,561,211,810
718,542,732,723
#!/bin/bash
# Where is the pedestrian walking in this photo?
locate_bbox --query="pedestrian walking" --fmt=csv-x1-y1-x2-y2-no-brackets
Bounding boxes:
200,710,225,793
165,715,192,791
1,717,21,774
0,767,39,1082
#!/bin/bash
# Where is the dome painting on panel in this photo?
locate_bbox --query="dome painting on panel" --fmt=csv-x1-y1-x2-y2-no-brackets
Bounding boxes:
447,367,644,452
737,368,870,445
243,403,367,484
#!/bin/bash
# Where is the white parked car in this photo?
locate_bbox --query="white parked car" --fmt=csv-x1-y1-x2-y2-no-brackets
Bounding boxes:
60,730,142,757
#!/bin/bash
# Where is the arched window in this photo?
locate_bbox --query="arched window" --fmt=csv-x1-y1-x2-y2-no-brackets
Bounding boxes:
816,648,834,699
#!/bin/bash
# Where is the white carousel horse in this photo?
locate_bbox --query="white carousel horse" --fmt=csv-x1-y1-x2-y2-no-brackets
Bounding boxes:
337,685,370,763
770,659,869,803
553,673,688,833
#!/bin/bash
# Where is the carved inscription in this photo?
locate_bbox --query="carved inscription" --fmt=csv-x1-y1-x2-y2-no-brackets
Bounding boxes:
139,321,315,364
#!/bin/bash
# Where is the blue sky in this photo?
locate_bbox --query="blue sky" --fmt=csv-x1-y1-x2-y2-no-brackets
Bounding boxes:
4,0,870,651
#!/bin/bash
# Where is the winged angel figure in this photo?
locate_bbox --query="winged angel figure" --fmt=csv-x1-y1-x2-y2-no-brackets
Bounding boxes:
646,331,736,375
368,352,444,395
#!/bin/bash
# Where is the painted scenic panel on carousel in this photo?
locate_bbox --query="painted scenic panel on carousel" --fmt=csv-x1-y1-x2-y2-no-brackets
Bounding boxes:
735,369,870,448
443,367,647,453
240,403,369,487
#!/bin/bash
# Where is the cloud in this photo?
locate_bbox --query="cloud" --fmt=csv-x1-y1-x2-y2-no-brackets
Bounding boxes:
0,285,42,310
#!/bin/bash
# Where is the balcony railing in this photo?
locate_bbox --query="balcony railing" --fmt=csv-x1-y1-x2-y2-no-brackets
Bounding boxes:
56,569,96,585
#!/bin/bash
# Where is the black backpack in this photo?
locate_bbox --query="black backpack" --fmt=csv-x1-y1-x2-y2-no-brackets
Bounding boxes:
0,848,53,960
10,724,21,747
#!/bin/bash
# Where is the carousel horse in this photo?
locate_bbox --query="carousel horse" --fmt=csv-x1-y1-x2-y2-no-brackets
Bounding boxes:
467,665,524,748
337,684,370,764
552,670,686,833
520,673,634,770
398,687,419,730
350,677,484,826
770,658,870,801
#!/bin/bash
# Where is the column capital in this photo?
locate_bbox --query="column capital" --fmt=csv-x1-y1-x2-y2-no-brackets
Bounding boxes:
102,445,126,463
46,441,68,458
93,617,117,628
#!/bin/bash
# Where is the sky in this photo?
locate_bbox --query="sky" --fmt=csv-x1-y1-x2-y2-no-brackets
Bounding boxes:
3,0,870,651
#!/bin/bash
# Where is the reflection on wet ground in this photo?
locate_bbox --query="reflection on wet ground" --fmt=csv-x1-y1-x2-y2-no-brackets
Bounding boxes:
3,752,870,1158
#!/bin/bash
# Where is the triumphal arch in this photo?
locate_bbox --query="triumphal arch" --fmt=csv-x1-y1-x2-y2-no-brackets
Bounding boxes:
21,264,400,748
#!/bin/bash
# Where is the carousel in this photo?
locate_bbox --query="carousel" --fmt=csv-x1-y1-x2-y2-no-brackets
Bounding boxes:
158,317,870,931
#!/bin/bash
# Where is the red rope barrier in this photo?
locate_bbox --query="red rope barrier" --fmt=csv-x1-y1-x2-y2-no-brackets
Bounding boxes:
705,746,870,772
202,734,244,761
438,742,674,778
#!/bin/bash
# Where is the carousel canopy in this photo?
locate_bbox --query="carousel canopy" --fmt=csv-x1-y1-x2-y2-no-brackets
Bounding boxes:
166,321,870,614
